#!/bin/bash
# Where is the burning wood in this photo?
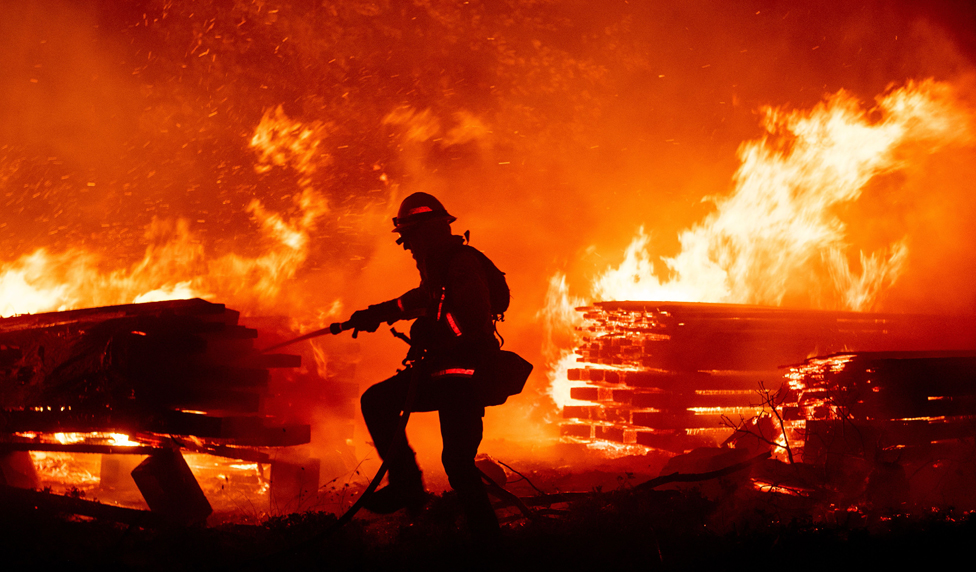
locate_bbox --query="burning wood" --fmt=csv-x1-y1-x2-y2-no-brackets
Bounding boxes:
0,298,307,443
0,298,311,523
560,301,976,454
778,351,976,463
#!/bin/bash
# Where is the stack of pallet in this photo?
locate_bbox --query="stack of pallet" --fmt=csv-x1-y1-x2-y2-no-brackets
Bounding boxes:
780,351,976,464
0,299,317,523
0,298,308,447
561,302,976,453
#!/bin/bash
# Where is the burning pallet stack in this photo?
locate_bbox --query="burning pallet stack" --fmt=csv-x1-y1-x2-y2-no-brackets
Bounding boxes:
781,351,976,464
0,298,310,523
562,302,976,453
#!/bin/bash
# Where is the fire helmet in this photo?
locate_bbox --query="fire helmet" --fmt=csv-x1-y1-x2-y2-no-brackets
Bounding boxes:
392,192,456,233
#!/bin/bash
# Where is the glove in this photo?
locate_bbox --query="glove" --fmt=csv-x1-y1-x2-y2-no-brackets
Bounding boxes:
348,300,401,338
349,307,383,337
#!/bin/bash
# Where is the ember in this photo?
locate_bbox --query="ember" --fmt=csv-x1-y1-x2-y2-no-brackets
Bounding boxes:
1,0,976,547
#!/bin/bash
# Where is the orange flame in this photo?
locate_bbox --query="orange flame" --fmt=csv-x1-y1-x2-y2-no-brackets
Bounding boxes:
592,80,970,310
547,79,974,410
539,273,585,408
0,107,338,324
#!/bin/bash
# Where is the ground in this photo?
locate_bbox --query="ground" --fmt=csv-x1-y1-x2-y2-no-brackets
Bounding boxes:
4,451,976,570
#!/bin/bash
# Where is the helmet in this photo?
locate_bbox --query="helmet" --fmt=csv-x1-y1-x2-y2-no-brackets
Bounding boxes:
392,192,456,233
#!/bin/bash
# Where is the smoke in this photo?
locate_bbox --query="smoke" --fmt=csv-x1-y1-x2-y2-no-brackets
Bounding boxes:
2,0,976,481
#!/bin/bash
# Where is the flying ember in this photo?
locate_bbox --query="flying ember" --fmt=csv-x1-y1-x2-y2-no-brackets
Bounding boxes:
2,2,976,533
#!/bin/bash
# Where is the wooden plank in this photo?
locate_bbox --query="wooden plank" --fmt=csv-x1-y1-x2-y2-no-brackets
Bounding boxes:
802,418,976,462
142,411,310,446
0,483,165,527
0,298,226,333
224,423,311,447
131,449,212,525
562,406,630,424
632,411,749,430
165,388,263,413
586,303,976,360
0,442,157,455
195,335,255,360
569,387,600,401
612,389,636,404
873,356,976,397
634,430,719,452
621,370,781,391
200,324,258,340
560,424,592,439
0,410,136,434
146,367,270,393
594,425,626,443
215,416,310,444
631,391,765,410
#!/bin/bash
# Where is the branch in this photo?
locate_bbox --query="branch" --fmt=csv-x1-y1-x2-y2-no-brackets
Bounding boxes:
496,460,547,496
759,380,794,464
505,451,772,510
479,468,538,521
634,451,771,491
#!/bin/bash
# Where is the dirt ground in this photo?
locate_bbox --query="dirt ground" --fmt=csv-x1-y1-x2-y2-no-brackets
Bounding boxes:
5,447,976,571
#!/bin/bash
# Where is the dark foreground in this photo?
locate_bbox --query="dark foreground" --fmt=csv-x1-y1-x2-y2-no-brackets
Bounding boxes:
3,482,975,571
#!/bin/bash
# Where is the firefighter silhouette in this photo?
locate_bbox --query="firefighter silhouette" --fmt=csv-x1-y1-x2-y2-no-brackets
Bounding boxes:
347,192,509,543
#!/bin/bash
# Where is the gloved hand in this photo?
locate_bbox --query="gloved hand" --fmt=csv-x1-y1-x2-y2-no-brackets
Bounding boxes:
349,306,384,338
348,300,402,338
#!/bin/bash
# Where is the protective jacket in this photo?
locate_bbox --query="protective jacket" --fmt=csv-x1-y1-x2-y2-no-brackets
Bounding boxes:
372,235,499,375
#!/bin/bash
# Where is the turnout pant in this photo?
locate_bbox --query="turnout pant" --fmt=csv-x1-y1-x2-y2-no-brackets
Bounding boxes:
360,366,499,539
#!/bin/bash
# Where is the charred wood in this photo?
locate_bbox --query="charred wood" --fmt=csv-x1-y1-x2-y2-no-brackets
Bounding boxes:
0,482,165,527
0,298,308,447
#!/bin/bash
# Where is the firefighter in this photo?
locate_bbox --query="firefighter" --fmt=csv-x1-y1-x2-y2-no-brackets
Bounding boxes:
347,192,502,543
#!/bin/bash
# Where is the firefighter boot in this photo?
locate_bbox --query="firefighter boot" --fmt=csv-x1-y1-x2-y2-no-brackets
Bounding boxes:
363,466,427,514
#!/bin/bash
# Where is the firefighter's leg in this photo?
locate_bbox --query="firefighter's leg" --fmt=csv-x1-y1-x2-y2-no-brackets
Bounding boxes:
439,403,500,544
360,370,425,513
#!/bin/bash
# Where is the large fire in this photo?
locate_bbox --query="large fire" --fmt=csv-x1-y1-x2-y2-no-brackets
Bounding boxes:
589,80,970,309
2,1,976,520
545,80,975,411
0,106,335,323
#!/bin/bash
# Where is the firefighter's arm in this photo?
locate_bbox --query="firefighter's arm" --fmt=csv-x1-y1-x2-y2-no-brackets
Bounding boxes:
348,288,426,336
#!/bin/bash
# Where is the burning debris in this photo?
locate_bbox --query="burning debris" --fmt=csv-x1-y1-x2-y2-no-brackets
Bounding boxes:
557,299,976,517
560,301,976,455
778,351,976,466
0,298,316,524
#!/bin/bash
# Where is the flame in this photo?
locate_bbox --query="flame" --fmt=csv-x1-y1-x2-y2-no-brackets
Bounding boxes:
44,432,140,446
108,433,139,447
250,105,329,181
0,108,335,320
539,273,586,408
590,80,971,310
545,79,975,448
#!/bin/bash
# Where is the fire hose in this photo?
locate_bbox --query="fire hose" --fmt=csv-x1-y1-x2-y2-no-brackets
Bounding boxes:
258,320,355,353
252,322,522,562
252,322,422,561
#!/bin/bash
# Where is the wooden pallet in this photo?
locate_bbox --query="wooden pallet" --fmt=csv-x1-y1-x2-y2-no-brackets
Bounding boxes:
0,298,308,446
562,302,976,452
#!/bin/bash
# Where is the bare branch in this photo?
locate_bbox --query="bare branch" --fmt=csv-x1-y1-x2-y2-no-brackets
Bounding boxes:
758,380,794,464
